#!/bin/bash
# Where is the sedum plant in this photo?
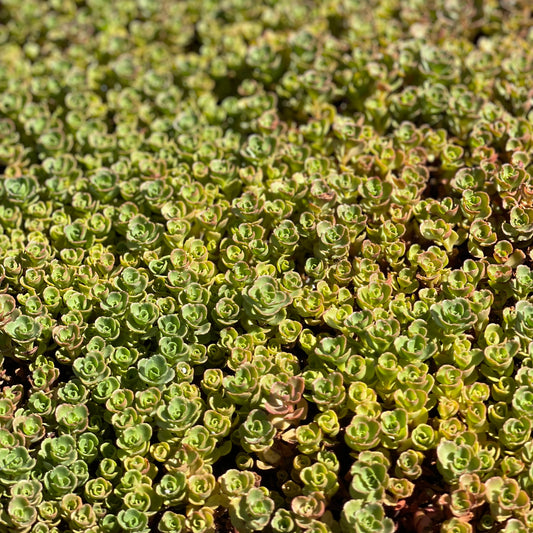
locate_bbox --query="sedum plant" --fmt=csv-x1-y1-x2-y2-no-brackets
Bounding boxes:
1,0,533,532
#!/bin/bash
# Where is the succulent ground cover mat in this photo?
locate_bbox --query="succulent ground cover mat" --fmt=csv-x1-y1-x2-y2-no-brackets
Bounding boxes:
1,0,533,532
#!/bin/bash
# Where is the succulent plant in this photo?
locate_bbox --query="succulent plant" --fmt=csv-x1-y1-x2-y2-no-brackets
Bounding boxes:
1,1,533,532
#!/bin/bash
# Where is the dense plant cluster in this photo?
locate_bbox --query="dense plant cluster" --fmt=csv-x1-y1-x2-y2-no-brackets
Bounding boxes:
1,0,533,532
